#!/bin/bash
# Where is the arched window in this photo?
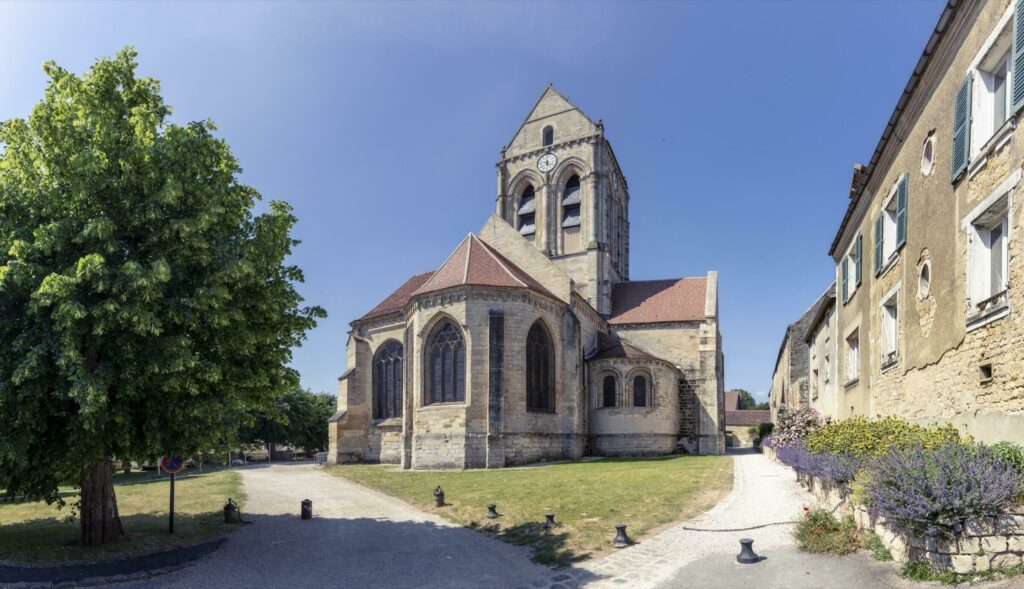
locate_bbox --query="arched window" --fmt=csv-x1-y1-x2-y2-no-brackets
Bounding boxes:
602,375,617,408
633,375,648,407
543,126,554,146
526,321,555,411
518,185,536,236
562,175,581,228
373,341,403,419
426,320,465,404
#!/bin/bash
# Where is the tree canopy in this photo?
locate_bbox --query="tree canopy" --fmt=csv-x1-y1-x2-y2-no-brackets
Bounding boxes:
0,48,324,542
239,387,335,454
735,389,769,411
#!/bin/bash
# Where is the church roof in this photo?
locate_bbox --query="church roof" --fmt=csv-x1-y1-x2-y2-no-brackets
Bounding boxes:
609,277,708,325
592,332,671,364
359,271,436,320
411,234,559,300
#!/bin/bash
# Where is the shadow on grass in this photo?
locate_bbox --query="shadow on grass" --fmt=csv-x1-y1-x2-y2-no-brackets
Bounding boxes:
467,519,589,568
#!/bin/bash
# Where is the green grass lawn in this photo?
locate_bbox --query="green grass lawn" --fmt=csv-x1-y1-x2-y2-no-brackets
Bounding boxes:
328,455,732,566
0,467,245,563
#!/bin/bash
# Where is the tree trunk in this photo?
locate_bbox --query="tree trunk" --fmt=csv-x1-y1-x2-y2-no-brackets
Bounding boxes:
80,459,125,545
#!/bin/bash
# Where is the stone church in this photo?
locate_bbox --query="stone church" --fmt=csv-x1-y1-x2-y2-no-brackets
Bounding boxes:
328,86,725,469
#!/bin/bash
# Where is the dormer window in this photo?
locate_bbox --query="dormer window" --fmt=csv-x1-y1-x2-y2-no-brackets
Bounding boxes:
542,126,554,147
518,185,536,236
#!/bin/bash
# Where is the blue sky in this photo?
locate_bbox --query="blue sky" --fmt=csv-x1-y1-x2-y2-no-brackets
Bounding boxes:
1,1,943,402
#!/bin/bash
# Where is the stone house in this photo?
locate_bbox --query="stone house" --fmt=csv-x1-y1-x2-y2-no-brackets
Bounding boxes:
804,284,838,420
768,286,833,422
327,86,726,469
723,391,771,448
828,0,1024,443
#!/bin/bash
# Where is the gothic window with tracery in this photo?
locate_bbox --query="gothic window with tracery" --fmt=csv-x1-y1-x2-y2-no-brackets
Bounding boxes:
373,340,403,419
426,320,465,404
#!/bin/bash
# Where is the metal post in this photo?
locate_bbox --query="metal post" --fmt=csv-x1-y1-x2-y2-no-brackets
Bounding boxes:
169,471,176,534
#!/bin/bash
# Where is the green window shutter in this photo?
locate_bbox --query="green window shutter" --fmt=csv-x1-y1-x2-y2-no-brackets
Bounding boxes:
1013,0,1024,113
896,175,908,248
841,257,849,303
855,234,863,287
874,213,884,276
952,73,972,181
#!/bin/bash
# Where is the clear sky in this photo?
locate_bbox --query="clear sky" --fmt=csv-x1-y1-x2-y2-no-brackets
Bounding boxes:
1,0,944,402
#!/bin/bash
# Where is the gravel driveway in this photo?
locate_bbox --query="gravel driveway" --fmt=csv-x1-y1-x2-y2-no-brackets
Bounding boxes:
130,462,552,589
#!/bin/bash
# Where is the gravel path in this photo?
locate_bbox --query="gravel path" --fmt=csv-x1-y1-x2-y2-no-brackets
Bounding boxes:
130,462,552,589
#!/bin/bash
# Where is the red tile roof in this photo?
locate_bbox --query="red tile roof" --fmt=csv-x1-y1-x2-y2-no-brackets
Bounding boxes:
360,271,435,320
412,234,558,300
725,410,771,427
609,278,707,325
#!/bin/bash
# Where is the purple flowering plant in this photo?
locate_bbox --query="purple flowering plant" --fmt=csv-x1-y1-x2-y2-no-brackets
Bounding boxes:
866,442,1024,538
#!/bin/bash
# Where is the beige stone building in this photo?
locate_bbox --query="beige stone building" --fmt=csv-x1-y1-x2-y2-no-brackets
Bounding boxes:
805,284,838,420
328,87,726,469
723,391,770,448
768,286,832,422
828,0,1024,444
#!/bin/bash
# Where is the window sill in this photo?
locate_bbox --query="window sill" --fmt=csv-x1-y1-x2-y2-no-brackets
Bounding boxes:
419,401,466,410
371,417,403,428
844,378,859,389
968,118,1016,180
527,408,557,414
879,251,901,278
967,296,1009,332
880,354,898,373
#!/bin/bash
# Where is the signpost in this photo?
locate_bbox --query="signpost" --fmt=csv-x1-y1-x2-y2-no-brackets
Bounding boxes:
160,454,185,534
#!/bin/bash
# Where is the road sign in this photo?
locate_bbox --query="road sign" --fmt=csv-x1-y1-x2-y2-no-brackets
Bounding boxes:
160,454,185,474
160,454,185,534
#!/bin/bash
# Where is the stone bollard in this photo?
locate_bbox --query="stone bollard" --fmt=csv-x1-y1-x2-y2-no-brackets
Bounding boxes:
543,513,557,530
486,504,499,519
301,499,313,520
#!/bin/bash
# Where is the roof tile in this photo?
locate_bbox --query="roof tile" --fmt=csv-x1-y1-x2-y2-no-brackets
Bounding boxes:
610,278,707,325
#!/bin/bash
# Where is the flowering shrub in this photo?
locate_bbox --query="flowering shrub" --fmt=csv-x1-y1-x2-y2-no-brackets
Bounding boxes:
773,406,823,447
776,443,862,484
804,416,964,459
866,443,1024,538
990,441,1024,472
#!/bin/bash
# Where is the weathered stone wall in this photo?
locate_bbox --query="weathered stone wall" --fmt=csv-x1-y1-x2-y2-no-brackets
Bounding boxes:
830,0,1024,442
725,426,757,448
588,357,680,455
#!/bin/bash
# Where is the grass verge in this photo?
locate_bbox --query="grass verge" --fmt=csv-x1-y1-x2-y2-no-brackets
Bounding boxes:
327,455,732,566
0,467,244,563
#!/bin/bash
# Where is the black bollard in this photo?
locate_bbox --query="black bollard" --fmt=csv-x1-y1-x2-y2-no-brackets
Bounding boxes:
736,538,760,564
612,524,632,547
301,499,313,520
223,498,242,524
542,513,557,530
433,486,445,507
486,504,499,519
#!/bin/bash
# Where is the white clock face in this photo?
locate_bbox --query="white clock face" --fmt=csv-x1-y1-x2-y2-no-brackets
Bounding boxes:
537,153,557,173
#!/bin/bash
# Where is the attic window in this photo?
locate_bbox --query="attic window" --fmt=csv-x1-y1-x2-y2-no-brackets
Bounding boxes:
543,126,554,147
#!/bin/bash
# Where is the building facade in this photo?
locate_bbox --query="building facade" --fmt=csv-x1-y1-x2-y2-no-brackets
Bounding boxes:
328,87,726,469
805,284,839,420
828,0,1024,444
768,286,832,422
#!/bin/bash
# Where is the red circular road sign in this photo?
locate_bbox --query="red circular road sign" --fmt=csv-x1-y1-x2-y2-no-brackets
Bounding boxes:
160,455,185,474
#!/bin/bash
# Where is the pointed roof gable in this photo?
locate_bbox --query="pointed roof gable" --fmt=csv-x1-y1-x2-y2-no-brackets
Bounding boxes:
504,85,600,154
479,213,575,302
412,234,559,300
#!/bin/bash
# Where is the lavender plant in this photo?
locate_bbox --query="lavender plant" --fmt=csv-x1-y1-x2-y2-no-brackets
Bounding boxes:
867,443,1024,538
776,443,862,484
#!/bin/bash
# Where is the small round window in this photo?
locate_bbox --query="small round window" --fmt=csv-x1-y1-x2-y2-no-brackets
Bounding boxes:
918,261,931,299
921,135,935,176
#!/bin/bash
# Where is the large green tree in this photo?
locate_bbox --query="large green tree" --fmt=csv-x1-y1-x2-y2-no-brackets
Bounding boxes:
0,49,324,545
239,387,335,454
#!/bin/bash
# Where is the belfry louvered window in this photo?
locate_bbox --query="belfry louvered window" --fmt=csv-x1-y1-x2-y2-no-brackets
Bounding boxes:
426,320,465,404
373,340,403,419
562,175,581,228
526,321,555,411
518,186,536,236
602,375,617,408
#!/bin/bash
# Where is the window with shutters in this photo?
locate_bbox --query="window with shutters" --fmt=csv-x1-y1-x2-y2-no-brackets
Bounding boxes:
373,340,403,420
844,329,860,385
518,185,536,237
526,321,555,412
966,192,1010,328
969,20,1014,162
841,234,862,303
880,288,899,371
562,175,581,228
602,375,617,408
875,176,907,275
425,320,466,405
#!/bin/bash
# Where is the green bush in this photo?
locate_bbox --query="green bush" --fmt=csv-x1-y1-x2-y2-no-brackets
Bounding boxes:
804,416,966,459
793,508,860,555
861,531,892,561
991,441,1024,471
757,422,774,438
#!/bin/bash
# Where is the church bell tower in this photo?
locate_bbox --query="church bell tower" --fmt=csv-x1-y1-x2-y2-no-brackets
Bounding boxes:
495,85,630,316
